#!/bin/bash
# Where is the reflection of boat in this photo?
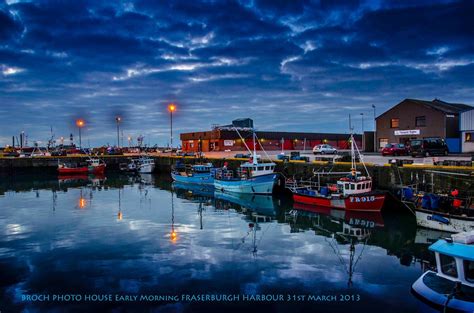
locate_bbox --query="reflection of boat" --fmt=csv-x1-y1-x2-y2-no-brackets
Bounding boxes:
415,228,453,245
411,231,474,313
289,134,386,212
214,129,278,194
172,181,215,199
171,162,215,185
214,190,278,217
293,202,384,228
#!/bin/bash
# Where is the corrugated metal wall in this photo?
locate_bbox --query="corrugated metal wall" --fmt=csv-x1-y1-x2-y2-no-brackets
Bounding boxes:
460,109,474,131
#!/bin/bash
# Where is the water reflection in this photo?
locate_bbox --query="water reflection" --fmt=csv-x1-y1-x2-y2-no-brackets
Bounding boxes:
0,173,437,312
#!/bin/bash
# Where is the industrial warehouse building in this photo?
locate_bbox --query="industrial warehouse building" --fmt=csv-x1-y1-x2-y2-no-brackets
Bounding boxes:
461,108,474,153
180,118,361,152
375,99,472,153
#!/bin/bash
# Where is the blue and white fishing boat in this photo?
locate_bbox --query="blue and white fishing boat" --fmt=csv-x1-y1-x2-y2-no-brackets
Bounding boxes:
171,162,216,185
411,231,474,313
214,129,278,194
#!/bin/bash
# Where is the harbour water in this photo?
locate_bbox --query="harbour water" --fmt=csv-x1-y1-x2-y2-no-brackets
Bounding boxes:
0,173,436,312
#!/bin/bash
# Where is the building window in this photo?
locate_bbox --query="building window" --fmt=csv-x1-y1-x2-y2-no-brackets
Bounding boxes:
440,254,458,278
390,118,399,128
466,132,473,142
379,138,388,148
415,116,426,127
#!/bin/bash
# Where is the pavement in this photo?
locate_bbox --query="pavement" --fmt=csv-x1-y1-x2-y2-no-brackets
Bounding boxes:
161,150,473,166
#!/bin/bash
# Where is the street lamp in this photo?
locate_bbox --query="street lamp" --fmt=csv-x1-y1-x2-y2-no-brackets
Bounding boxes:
360,113,364,134
168,104,176,147
76,119,85,149
115,116,121,147
372,104,376,151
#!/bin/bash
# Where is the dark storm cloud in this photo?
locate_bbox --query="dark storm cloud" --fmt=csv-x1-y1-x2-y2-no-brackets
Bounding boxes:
0,0,473,146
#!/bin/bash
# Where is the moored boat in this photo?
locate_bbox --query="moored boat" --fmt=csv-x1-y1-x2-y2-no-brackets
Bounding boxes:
411,231,474,313
171,162,215,185
403,188,474,233
58,162,89,175
119,156,155,174
289,134,386,212
213,128,278,195
86,157,106,174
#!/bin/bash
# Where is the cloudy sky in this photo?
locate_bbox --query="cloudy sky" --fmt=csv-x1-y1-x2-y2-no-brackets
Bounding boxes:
1,0,473,147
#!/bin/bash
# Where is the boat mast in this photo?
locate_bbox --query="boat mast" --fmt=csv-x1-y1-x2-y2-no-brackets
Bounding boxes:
349,114,356,173
252,129,258,165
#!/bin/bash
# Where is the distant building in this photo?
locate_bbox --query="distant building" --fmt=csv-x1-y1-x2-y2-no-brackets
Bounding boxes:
180,118,361,152
375,99,472,153
460,108,474,153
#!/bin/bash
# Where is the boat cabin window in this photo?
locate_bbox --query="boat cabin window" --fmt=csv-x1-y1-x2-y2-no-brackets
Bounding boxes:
357,184,362,190
258,166,264,171
440,254,458,278
265,166,269,170
350,184,355,190
345,183,350,189
464,260,474,283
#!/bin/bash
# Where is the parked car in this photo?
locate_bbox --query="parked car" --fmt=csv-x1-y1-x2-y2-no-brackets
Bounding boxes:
381,143,409,156
289,151,309,162
234,153,252,159
313,144,337,155
410,138,449,157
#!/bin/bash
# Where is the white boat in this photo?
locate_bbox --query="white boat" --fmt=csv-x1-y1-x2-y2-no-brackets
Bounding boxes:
119,156,155,174
411,231,474,312
137,156,155,173
415,208,474,233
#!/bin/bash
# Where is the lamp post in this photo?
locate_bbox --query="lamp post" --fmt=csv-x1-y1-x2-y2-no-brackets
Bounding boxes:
372,104,376,152
115,116,121,147
168,104,176,147
360,113,364,134
76,119,85,149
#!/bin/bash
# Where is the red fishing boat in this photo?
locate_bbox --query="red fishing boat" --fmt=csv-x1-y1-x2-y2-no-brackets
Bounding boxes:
57,158,106,175
289,134,386,212
58,163,89,175
86,158,106,174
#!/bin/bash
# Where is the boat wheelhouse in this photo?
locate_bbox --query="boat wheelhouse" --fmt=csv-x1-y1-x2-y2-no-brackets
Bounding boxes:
411,231,474,312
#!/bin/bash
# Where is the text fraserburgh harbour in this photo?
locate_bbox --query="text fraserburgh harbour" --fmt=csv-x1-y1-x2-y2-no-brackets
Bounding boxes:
20,293,359,303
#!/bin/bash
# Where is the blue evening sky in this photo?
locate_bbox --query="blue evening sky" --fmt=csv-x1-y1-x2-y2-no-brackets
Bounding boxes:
1,0,473,146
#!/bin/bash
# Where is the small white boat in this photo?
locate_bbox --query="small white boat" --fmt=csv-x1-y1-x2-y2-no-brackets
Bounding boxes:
411,231,474,312
119,156,155,174
137,156,155,173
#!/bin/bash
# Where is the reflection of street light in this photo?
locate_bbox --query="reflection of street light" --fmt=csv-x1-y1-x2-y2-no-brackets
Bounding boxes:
117,188,123,220
168,104,176,147
115,116,121,147
76,119,85,149
170,189,178,243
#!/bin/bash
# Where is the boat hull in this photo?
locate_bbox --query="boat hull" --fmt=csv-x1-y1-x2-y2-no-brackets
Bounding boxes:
415,208,474,233
214,173,278,194
58,167,89,175
411,271,474,313
293,192,386,212
171,172,214,185
139,163,155,174
89,164,106,174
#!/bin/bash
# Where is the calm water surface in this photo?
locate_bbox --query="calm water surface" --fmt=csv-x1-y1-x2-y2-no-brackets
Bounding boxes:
0,173,436,312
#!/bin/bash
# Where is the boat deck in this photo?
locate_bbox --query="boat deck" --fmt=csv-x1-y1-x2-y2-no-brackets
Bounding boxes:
423,271,474,302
